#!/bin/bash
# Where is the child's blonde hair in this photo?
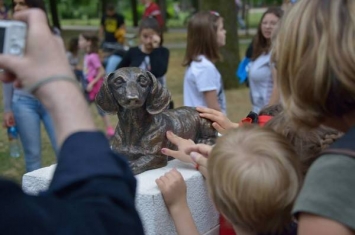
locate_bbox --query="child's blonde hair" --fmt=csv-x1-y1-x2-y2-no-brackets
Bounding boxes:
207,125,302,234
183,11,222,66
275,0,355,128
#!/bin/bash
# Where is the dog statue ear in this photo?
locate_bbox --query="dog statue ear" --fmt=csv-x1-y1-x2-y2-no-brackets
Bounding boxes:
145,71,171,114
95,73,119,114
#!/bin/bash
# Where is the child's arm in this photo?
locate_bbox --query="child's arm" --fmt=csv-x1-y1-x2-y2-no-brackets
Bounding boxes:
150,47,170,78
87,65,105,92
298,213,353,235
196,107,239,134
116,48,134,69
156,169,200,235
203,90,221,112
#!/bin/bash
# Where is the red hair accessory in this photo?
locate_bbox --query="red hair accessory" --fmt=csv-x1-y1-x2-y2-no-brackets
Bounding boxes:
258,115,273,126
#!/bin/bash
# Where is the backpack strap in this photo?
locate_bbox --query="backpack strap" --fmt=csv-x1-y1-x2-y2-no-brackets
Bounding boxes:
321,126,355,158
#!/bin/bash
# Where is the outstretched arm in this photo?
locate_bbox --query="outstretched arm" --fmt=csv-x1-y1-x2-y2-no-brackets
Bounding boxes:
0,9,143,234
161,131,196,164
156,169,200,235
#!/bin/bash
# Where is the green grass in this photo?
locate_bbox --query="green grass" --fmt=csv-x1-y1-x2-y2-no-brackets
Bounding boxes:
0,30,252,184
248,12,263,29
60,11,262,29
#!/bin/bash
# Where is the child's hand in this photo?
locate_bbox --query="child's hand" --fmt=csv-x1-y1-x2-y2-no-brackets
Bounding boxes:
197,107,239,134
86,82,94,92
161,131,196,164
152,34,161,48
185,144,212,178
156,169,187,210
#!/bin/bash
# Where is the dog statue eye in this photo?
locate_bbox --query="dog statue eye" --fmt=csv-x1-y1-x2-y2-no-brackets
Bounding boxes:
138,75,149,87
113,77,125,87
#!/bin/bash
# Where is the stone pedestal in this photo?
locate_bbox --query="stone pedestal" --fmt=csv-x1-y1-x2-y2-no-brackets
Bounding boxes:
22,160,219,235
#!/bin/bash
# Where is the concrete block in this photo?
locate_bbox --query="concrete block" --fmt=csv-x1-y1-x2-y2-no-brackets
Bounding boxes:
22,164,56,195
135,160,219,235
22,160,219,235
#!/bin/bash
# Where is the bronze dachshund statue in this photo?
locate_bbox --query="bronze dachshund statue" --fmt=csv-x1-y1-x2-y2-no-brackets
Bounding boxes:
96,67,217,175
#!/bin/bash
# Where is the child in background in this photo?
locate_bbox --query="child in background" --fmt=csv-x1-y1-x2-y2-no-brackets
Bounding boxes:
248,8,283,113
78,32,114,137
157,125,301,235
117,17,169,86
183,11,227,114
66,37,82,82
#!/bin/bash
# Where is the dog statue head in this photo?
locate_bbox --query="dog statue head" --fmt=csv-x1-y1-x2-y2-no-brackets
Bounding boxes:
96,67,171,114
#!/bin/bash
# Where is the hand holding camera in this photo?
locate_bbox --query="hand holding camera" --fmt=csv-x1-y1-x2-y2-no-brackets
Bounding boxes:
0,9,73,93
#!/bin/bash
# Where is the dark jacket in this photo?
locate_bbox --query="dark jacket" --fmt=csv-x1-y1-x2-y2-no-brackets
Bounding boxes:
117,46,169,78
0,132,144,235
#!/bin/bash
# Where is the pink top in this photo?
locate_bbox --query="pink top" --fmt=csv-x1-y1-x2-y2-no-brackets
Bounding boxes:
84,53,101,81
84,53,104,101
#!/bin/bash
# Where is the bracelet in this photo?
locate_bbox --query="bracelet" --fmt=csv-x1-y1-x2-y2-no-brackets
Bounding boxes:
25,75,79,94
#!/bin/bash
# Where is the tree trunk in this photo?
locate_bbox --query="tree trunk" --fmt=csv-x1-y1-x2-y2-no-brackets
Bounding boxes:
191,0,200,12
201,0,239,89
131,0,139,27
156,0,167,30
48,0,61,30
101,0,106,17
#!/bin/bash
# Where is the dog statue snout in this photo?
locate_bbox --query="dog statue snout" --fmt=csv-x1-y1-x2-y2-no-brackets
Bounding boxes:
126,81,141,105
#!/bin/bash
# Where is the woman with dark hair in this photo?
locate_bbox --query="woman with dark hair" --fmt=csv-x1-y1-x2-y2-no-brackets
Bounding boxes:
2,0,58,172
248,7,283,113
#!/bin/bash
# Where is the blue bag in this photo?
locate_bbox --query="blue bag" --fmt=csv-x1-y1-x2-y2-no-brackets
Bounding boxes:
236,57,250,84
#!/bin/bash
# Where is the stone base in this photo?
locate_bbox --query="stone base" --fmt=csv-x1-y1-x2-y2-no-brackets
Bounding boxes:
22,160,219,235
22,164,56,195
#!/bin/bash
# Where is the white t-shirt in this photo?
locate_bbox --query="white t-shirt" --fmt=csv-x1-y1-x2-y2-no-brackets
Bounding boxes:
248,52,273,113
183,55,227,114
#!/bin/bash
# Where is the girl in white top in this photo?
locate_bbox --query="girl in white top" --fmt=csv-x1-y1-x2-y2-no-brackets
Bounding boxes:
248,7,283,113
182,11,227,114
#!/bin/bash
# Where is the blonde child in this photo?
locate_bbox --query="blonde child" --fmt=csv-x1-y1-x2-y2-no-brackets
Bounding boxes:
78,32,114,137
183,11,227,114
157,125,301,235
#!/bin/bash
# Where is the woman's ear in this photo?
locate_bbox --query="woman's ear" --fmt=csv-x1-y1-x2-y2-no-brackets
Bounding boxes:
145,71,171,114
95,73,119,114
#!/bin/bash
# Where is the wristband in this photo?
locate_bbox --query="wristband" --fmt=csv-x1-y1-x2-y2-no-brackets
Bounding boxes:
25,75,79,94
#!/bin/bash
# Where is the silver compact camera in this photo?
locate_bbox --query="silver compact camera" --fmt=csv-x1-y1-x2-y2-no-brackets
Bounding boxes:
0,20,27,56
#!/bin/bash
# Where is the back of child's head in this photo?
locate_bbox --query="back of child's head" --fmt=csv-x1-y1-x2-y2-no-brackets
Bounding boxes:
208,125,302,234
139,17,163,45
265,111,342,176
68,37,79,54
81,32,99,54
183,11,222,66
